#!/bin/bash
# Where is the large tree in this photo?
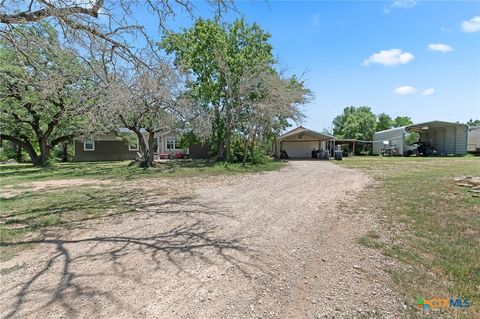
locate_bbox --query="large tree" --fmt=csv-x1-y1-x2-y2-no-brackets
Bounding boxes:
0,24,97,166
376,113,394,131
0,0,233,69
332,106,377,141
95,62,189,167
161,18,308,162
393,116,413,128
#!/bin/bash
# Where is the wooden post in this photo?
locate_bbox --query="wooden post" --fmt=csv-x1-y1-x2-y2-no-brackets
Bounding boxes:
353,141,355,157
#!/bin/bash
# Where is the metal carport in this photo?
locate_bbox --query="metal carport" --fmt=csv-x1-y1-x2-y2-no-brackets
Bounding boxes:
373,121,469,156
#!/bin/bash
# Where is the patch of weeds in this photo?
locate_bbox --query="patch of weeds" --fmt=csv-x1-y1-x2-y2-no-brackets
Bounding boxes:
357,230,384,249
0,263,25,275
0,185,145,243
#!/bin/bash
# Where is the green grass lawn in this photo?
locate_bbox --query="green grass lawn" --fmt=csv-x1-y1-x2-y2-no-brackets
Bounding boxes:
0,159,286,187
336,156,480,317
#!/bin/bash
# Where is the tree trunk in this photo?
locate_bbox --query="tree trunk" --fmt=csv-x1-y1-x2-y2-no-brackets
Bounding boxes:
61,142,68,162
147,130,155,166
224,111,233,162
14,143,22,163
38,137,51,166
225,126,232,162
134,130,149,166
242,137,249,165
214,106,224,161
249,128,257,163
217,139,224,161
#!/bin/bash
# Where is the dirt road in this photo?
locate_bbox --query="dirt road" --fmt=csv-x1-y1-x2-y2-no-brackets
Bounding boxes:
0,161,407,318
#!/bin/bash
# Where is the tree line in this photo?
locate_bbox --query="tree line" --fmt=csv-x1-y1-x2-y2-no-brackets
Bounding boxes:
332,106,413,141
332,106,480,143
0,1,310,167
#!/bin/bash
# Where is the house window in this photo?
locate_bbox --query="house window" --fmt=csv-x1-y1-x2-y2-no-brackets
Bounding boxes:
83,138,95,151
128,137,139,151
166,137,176,150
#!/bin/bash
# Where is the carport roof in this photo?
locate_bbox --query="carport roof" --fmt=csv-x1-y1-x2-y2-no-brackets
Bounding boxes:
375,120,468,135
278,126,336,141
406,120,468,132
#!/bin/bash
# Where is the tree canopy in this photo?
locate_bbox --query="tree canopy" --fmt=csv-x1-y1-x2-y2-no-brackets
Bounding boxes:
332,107,414,141
377,113,394,131
0,23,98,166
393,116,413,128
332,106,377,141
161,18,310,162
466,119,480,126
1,0,233,69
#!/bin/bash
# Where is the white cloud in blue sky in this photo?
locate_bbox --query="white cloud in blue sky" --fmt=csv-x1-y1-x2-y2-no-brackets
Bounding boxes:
394,86,417,95
461,16,480,33
422,88,435,96
428,43,454,53
362,49,414,66
384,0,417,13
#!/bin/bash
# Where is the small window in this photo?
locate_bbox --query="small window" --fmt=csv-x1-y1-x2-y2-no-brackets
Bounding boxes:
128,137,139,151
166,137,176,150
84,138,95,151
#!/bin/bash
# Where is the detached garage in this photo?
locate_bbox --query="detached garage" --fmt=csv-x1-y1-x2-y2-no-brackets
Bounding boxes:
373,121,468,156
277,126,335,158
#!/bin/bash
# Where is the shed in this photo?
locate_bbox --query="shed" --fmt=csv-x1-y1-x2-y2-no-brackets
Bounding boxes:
373,121,468,156
277,126,335,158
468,126,480,153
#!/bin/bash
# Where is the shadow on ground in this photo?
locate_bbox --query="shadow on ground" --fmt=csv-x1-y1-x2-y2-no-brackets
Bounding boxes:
0,193,260,319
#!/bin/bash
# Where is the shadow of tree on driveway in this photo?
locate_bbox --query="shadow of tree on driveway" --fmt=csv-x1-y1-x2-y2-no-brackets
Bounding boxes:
0,197,263,319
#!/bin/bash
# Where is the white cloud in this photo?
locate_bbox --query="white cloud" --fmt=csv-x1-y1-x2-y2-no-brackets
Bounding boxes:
391,0,417,9
394,86,417,95
428,43,454,52
461,16,480,33
384,0,417,13
422,88,435,96
362,49,414,66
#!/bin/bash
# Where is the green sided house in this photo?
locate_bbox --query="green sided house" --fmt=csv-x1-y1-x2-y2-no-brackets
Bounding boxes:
73,129,186,161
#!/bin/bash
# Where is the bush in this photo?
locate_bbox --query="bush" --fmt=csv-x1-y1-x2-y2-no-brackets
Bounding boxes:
0,141,29,162
229,136,270,164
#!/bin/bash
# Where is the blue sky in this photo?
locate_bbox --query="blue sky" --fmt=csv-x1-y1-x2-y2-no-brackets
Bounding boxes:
157,0,480,131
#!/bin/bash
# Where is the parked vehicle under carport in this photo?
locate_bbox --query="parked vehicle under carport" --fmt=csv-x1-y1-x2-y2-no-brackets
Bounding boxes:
373,121,468,156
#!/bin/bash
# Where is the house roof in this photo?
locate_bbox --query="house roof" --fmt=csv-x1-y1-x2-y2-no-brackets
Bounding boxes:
278,126,335,141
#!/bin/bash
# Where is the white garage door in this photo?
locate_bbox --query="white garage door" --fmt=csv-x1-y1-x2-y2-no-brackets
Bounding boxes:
282,141,318,158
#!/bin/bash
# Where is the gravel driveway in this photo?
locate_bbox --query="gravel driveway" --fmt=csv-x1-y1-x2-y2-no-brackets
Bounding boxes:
0,161,407,318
